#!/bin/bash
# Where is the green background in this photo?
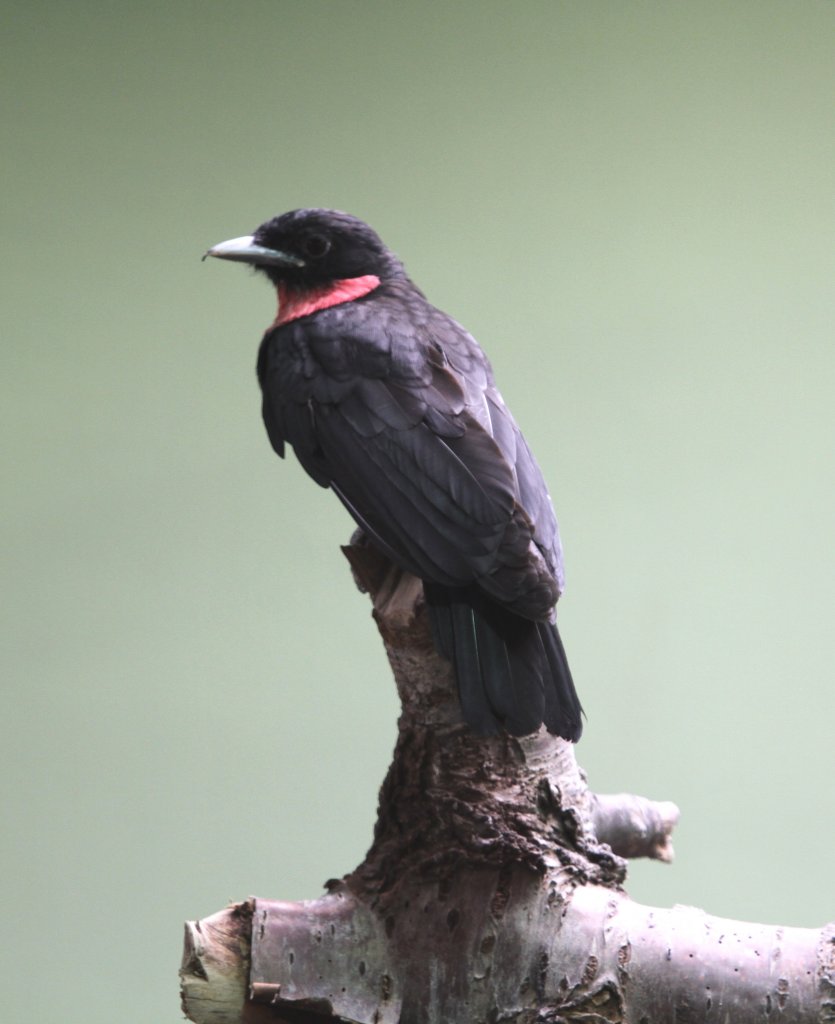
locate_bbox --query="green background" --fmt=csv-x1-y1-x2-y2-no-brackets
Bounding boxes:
2,2,833,1021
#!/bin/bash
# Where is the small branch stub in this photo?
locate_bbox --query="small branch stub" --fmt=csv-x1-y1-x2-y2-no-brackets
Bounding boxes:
591,792,680,862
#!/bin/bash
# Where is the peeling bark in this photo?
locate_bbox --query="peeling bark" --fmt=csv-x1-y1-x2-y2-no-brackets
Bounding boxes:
180,538,835,1023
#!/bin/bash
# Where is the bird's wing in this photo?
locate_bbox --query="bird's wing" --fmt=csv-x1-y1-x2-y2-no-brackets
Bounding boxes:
319,377,520,588
258,298,561,607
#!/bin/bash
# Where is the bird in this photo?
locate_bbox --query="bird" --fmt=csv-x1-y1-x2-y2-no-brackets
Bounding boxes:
205,209,583,741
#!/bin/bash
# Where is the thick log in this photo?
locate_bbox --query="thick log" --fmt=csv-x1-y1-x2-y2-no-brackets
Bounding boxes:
184,889,833,1023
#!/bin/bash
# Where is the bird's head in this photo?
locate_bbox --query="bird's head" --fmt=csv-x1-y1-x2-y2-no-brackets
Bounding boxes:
204,208,406,289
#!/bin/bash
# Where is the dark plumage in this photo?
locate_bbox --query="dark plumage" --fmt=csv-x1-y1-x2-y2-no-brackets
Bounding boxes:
206,209,583,740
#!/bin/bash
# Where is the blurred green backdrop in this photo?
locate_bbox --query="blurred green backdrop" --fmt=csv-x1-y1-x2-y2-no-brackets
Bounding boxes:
2,2,833,1021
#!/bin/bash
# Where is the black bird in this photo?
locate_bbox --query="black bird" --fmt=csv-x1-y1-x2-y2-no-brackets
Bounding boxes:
206,209,583,741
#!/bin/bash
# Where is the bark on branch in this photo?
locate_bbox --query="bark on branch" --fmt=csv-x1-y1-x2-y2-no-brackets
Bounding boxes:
180,537,835,1023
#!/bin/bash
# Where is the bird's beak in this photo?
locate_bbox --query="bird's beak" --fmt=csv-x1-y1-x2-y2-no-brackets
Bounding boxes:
202,235,306,268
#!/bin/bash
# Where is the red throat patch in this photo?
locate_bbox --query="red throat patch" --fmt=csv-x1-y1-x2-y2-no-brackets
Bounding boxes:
274,274,381,326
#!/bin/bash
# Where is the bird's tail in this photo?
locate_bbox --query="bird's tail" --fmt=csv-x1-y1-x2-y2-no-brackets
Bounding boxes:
424,585,583,741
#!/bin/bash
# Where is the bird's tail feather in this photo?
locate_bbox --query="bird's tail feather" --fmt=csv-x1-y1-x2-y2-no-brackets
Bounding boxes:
425,584,583,741
536,618,583,741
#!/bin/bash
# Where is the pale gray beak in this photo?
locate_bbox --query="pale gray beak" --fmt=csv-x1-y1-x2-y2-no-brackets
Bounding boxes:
203,234,306,267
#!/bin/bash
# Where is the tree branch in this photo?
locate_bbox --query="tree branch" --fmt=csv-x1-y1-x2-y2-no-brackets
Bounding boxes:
180,537,835,1023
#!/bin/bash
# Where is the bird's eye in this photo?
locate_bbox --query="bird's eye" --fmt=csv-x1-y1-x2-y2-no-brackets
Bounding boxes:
301,233,331,259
